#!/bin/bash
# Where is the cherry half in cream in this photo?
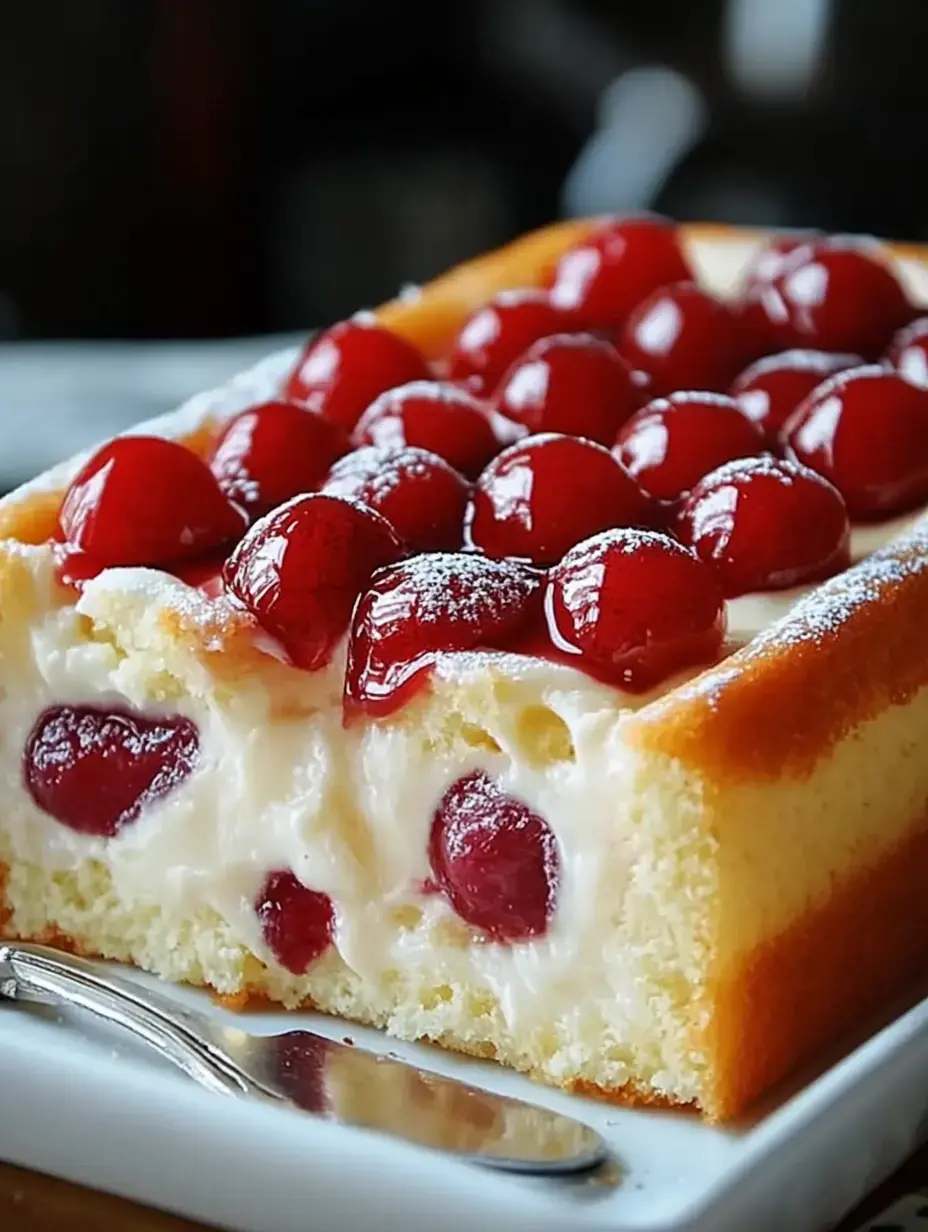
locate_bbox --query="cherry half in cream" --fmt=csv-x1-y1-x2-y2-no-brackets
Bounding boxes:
285,319,431,431
739,237,913,360
209,401,349,519
224,493,404,671
352,380,513,478
466,433,654,566
545,528,726,692
614,391,764,503
24,705,200,838
548,214,692,331
783,366,928,520
617,281,749,397
493,333,643,445
729,350,863,448
429,771,559,942
322,445,469,552
59,436,247,569
677,455,851,596
345,553,543,718
256,869,335,975
448,290,573,394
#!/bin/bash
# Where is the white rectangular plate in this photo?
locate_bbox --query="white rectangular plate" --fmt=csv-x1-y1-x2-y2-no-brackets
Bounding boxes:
1,967,927,1232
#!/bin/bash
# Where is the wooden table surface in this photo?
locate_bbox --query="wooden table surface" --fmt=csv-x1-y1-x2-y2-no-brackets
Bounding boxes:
1,1146,926,1232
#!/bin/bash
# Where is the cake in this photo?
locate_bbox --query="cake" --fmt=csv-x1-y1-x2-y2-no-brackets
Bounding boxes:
3,216,928,1123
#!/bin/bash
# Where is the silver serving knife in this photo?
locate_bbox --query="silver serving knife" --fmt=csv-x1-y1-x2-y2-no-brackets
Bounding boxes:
0,942,607,1175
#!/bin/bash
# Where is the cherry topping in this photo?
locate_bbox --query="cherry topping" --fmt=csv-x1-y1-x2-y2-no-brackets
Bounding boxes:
783,366,928,519
24,705,200,838
740,237,913,359
351,380,513,478
548,215,692,331
208,401,349,519
466,433,654,566
322,445,468,552
617,281,748,396
59,436,247,568
729,350,863,447
493,333,642,445
886,316,928,388
448,290,572,394
224,493,404,670
739,231,822,294
255,869,334,974
545,529,725,691
345,552,542,717
284,319,431,431
677,456,851,596
428,771,558,942
614,392,764,503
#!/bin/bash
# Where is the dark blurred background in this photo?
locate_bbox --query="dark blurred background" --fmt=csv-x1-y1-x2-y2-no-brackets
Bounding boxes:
2,0,928,486
4,0,928,343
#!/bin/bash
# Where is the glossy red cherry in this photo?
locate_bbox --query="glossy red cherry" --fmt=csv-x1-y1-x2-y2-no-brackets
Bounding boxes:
493,333,642,444
466,433,655,566
351,380,514,478
677,455,851,595
224,493,404,670
447,290,572,394
739,231,822,294
322,445,468,552
886,316,928,388
740,237,913,359
345,552,543,717
256,870,334,974
208,401,348,518
428,771,558,942
614,392,764,502
548,215,692,331
284,319,431,430
729,350,862,447
783,366,928,519
545,529,725,691
23,705,200,838
58,436,247,567
617,281,748,396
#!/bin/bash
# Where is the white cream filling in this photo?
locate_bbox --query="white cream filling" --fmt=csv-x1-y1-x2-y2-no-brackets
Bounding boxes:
0,507,915,1032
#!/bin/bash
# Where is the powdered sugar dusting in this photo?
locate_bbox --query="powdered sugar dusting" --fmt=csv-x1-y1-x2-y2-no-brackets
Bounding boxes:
396,552,540,627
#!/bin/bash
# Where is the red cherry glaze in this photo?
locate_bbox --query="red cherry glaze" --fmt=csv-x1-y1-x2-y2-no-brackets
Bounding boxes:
345,552,543,718
428,771,558,942
729,350,862,447
677,455,851,596
740,237,913,359
493,333,643,444
23,705,200,838
255,869,334,974
284,319,431,431
545,529,725,691
614,392,764,502
322,445,469,552
351,380,514,478
447,290,573,394
783,366,928,520
209,401,349,518
548,215,692,331
617,282,748,396
224,493,404,670
59,436,247,568
466,433,654,566
886,316,928,389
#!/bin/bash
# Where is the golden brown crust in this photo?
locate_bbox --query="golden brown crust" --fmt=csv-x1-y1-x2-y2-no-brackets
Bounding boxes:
703,814,928,1119
630,524,928,779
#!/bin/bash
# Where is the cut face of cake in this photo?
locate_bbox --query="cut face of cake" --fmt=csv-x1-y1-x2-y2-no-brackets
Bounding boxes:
3,217,928,1123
